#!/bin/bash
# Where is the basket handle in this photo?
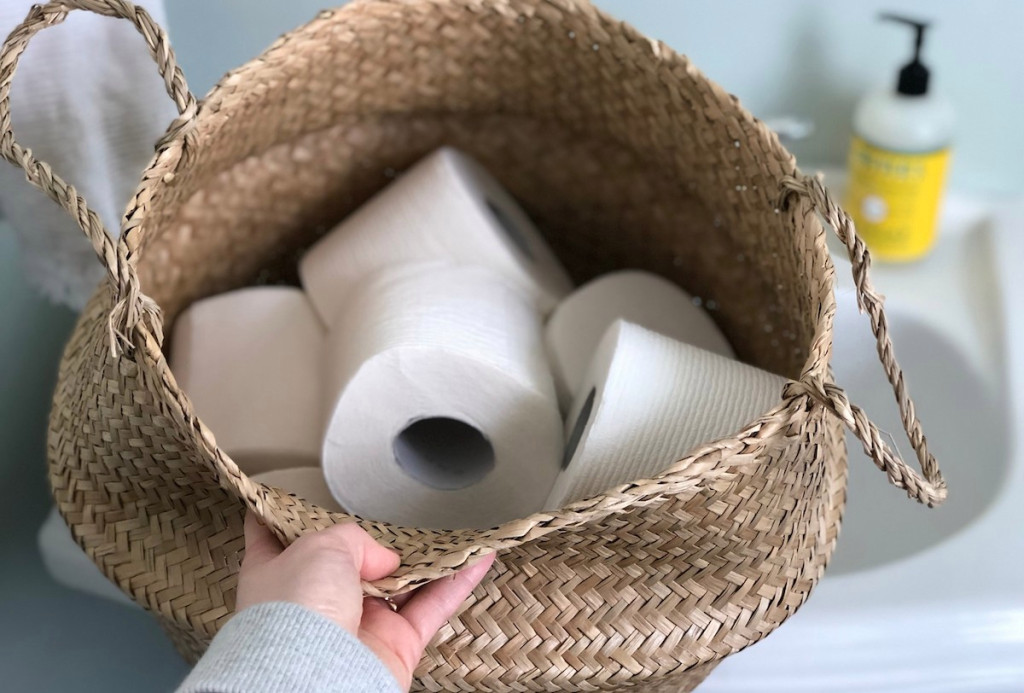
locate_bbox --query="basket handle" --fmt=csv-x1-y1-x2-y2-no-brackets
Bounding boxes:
780,173,948,507
0,0,197,355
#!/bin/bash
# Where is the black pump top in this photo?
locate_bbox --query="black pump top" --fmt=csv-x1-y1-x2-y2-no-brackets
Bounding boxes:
882,14,931,96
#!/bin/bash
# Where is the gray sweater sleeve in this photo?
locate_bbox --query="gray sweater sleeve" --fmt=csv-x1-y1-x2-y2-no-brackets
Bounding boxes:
174,601,403,693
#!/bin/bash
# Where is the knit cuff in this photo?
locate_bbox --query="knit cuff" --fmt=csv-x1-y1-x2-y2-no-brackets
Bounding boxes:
175,601,402,693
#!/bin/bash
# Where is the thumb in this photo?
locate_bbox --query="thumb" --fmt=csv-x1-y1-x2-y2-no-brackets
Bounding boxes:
400,553,496,647
241,511,284,568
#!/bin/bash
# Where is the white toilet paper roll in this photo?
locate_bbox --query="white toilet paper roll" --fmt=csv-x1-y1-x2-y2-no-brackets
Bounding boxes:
170,287,325,475
545,270,734,410
322,264,563,529
545,320,785,508
251,468,343,512
299,146,572,326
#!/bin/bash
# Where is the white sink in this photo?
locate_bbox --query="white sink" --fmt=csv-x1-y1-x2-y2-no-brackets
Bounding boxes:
828,197,1009,574
703,189,1024,691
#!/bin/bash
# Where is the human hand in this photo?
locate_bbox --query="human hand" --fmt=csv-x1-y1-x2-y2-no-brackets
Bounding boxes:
237,512,495,690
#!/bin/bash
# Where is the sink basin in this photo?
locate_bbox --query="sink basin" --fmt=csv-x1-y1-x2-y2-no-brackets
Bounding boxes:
701,189,1024,692
828,202,1010,574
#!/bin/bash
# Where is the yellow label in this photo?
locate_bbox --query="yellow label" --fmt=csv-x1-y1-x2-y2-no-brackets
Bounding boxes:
844,136,950,261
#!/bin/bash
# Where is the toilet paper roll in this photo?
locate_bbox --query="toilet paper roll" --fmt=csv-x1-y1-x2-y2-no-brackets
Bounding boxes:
545,270,734,410
251,468,343,512
170,287,325,475
299,146,572,326
545,320,785,508
322,264,563,529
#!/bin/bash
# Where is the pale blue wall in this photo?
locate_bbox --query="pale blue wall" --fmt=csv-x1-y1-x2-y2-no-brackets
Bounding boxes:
164,0,1024,195
597,0,1023,195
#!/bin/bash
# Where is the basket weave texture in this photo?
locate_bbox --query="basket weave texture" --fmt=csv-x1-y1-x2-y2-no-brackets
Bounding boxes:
0,0,947,690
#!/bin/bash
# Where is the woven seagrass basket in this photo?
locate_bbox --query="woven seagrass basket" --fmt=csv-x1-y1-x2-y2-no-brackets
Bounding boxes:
1,0,948,690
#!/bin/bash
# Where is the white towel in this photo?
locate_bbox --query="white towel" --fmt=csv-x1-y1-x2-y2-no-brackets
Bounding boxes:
0,1,175,309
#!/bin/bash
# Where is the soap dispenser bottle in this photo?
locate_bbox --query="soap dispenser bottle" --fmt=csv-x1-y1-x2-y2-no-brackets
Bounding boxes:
845,14,954,262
